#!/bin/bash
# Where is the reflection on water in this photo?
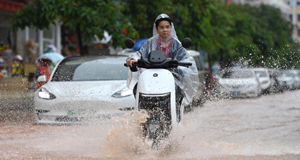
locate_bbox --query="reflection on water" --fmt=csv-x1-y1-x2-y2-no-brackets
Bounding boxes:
2,90,300,159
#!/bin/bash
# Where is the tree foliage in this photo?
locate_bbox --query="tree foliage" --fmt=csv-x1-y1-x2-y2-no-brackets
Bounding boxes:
119,0,172,39
11,0,135,53
121,1,298,68
11,0,300,68
240,4,295,68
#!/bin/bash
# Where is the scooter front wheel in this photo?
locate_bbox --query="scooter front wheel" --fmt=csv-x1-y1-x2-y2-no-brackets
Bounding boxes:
142,110,172,149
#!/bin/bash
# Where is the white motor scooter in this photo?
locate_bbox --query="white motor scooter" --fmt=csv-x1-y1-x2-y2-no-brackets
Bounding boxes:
124,38,192,147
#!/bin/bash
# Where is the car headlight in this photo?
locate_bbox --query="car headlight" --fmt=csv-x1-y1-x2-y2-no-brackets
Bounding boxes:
111,88,133,98
38,87,56,100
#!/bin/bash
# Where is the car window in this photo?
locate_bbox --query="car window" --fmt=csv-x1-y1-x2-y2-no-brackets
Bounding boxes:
193,56,203,71
284,72,293,77
222,70,254,78
255,71,267,77
51,57,128,81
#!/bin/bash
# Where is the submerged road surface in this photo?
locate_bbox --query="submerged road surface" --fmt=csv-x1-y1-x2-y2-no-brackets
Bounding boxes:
0,90,300,159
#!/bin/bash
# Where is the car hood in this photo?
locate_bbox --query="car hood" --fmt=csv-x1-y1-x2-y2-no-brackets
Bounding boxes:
44,81,127,98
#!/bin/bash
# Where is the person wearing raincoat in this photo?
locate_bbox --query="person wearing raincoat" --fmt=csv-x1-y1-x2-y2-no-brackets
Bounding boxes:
11,55,25,77
35,57,53,88
126,13,199,105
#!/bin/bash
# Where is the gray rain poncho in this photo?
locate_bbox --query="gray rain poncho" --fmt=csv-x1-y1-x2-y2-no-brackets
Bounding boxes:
127,14,199,103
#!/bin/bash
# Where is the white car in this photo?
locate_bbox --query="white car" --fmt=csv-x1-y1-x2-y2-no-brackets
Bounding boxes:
253,68,271,94
277,70,298,90
288,70,300,89
216,68,260,98
186,50,206,106
116,48,136,56
34,56,135,124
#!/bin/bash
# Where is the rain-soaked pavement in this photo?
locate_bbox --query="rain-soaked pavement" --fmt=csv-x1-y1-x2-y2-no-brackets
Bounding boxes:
0,89,300,159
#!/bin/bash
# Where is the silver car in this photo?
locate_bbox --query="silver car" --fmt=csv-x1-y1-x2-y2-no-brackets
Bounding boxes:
34,56,135,124
186,50,206,106
216,68,260,98
277,70,298,90
253,68,271,94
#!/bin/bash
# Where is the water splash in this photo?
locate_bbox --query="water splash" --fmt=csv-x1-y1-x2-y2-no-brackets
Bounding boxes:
103,110,149,157
102,110,189,159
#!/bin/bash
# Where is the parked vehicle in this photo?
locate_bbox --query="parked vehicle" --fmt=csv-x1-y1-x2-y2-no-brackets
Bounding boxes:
268,69,284,94
253,68,271,94
215,68,260,98
277,70,298,90
117,48,135,56
288,69,300,89
186,50,206,106
34,55,135,124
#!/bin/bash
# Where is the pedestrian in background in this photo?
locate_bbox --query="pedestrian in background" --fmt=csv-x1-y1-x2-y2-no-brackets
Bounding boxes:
35,57,52,88
11,55,24,77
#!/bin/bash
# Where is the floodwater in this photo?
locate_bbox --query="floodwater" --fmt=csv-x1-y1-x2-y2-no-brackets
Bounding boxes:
0,90,300,159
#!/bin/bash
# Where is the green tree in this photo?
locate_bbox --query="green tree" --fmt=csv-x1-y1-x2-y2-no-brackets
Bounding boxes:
119,0,172,39
11,0,135,54
169,0,225,69
170,0,255,68
120,0,230,69
236,4,295,68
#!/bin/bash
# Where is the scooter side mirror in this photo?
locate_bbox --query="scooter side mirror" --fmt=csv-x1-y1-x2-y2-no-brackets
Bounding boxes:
125,38,135,48
182,38,192,48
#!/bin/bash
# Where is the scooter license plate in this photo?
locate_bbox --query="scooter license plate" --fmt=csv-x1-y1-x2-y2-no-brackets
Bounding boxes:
230,91,241,95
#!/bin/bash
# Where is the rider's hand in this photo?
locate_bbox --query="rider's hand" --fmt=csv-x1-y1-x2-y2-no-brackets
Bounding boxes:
126,59,136,67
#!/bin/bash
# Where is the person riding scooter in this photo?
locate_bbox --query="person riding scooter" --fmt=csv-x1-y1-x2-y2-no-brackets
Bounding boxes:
126,13,199,105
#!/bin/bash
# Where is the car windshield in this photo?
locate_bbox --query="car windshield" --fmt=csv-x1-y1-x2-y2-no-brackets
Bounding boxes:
272,71,283,77
284,72,293,77
222,70,253,79
254,71,267,77
51,57,128,81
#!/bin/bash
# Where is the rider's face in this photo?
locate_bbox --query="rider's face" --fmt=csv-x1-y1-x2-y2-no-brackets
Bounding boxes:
157,20,172,38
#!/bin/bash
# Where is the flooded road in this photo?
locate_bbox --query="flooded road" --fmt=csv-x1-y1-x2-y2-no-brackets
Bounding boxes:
0,90,300,159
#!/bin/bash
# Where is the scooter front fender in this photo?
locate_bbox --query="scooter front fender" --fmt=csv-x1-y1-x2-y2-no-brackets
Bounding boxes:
136,69,177,124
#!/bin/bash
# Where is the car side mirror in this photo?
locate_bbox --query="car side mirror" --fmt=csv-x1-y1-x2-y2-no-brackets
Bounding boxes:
37,75,47,82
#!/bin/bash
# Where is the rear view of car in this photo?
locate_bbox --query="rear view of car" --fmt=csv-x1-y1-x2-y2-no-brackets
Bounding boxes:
186,50,206,106
215,68,260,98
288,70,300,89
277,70,298,90
268,69,284,94
253,68,271,94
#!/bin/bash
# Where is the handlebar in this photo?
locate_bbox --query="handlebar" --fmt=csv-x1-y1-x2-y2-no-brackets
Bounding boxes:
124,63,137,67
124,60,192,72
124,63,138,72
176,62,192,67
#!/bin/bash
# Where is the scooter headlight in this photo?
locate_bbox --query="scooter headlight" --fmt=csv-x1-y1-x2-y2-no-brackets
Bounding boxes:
112,88,133,98
38,87,56,100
